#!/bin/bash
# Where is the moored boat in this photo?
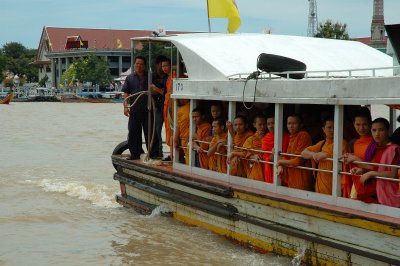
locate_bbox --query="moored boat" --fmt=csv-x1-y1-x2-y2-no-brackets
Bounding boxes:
112,33,400,265
0,91,14,104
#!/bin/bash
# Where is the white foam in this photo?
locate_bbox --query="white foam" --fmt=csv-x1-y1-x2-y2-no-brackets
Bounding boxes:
23,178,119,208
148,205,171,218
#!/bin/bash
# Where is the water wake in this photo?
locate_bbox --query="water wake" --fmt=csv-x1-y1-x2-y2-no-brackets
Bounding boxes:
23,178,119,208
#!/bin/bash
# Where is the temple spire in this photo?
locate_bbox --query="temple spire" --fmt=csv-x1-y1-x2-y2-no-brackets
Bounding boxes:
370,0,386,49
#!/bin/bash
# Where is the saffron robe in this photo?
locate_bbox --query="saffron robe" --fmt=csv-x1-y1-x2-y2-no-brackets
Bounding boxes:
163,74,176,148
209,132,228,174
343,136,373,198
282,131,313,190
376,144,400,207
177,102,190,165
261,132,289,184
230,130,253,177
352,142,385,203
307,139,349,195
243,132,264,181
194,122,211,169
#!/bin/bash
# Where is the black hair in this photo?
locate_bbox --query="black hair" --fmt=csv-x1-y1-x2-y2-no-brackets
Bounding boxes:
321,115,334,126
134,55,146,65
353,106,372,123
234,115,247,125
213,117,226,129
192,107,205,116
372,117,390,130
155,55,168,64
287,113,303,124
253,113,267,123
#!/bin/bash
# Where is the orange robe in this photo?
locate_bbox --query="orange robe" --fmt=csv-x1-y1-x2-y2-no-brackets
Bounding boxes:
195,122,211,169
230,130,254,177
262,132,289,184
177,102,190,165
163,74,175,148
342,136,373,198
307,139,349,195
282,131,313,190
209,132,228,174
243,132,264,181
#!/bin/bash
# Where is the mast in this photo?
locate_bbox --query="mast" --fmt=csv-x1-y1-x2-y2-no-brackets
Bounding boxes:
307,0,318,37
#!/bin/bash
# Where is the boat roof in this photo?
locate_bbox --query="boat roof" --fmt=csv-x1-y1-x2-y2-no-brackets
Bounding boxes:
132,33,393,80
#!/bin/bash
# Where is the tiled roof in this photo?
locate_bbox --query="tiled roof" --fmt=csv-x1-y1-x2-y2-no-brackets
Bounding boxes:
352,36,388,45
44,26,187,51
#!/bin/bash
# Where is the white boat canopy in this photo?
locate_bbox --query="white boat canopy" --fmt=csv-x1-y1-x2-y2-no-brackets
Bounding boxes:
135,33,394,80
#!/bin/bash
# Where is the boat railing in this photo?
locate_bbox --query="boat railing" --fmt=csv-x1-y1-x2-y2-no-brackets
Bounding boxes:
228,65,400,80
192,139,400,183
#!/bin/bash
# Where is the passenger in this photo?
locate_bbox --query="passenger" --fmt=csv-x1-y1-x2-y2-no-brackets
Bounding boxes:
343,107,373,199
349,118,396,204
207,117,228,173
123,55,160,160
149,55,168,158
301,116,350,195
261,114,290,184
357,118,400,207
227,115,254,177
173,99,190,165
206,101,224,142
277,114,313,191
162,60,174,161
242,114,268,181
192,107,211,169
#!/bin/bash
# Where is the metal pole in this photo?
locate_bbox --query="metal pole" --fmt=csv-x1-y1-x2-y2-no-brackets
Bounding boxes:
206,0,211,32
147,41,152,157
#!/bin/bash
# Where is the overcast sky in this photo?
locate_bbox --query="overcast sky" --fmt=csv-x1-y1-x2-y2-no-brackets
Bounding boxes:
1,0,400,49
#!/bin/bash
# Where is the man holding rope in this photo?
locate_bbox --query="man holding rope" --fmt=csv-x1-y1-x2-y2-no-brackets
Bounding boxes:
123,55,160,160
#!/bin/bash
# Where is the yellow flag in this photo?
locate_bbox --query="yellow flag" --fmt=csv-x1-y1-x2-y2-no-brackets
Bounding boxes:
117,39,123,48
208,0,241,33
79,39,84,47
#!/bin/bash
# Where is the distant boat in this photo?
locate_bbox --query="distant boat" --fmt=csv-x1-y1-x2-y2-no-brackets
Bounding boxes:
77,91,123,103
0,91,14,104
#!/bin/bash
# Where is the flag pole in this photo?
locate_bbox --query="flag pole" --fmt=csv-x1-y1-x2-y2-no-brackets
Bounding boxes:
206,0,211,32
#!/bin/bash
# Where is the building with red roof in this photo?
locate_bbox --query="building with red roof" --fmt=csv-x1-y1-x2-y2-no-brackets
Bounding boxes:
33,26,186,88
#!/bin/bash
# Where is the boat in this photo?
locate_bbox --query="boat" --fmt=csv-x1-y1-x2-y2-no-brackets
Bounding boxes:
111,33,400,265
0,90,14,104
77,91,123,103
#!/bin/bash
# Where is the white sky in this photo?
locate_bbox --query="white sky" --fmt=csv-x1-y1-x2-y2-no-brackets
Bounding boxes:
1,0,399,49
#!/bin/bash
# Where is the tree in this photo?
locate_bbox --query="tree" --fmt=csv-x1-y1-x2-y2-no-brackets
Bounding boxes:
1,42,38,82
64,55,112,86
316,20,349,40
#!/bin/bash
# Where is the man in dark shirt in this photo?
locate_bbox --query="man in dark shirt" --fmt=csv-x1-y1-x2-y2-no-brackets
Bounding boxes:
122,55,160,160
150,55,168,158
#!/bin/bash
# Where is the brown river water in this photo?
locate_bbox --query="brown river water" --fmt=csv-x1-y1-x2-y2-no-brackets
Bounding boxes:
0,103,290,266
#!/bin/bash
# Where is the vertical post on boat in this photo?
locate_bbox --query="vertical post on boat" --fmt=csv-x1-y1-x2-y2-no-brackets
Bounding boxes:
147,41,153,159
189,99,197,166
173,95,178,164
332,104,344,198
273,103,283,190
389,107,397,134
206,0,211,32
227,101,236,176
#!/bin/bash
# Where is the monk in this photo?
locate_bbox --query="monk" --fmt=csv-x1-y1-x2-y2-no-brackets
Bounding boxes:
192,107,211,169
277,114,314,191
227,115,254,177
349,118,396,204
242,115,267,181
301,116,350,195
173,99,190,165
206,101,224,142
358,118,400,207
162,60,176,161
343,107,373,198
261,114,289,184
207,117,228,173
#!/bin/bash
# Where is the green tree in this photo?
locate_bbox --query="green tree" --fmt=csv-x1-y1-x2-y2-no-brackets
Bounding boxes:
316,20,349,40
66,55,112,86
1,42,38,82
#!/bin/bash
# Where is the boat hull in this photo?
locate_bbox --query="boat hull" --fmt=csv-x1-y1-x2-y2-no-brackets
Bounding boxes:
0,92,14,104
112,155,400,266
